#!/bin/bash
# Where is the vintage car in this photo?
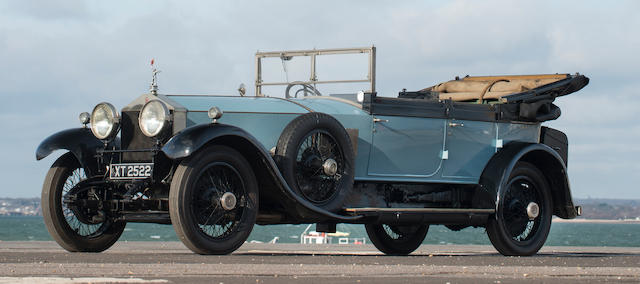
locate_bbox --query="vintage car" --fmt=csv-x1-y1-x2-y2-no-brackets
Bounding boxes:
36,47,587,256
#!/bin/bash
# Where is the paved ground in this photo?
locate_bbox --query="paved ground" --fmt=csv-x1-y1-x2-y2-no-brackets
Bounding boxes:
1,241,639,283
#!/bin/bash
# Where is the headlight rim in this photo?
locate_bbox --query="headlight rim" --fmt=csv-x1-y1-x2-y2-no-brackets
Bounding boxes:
90,102,120,141
138,100,171,138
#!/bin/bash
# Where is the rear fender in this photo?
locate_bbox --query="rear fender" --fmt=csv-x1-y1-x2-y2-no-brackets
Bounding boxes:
161,123,362,222
36,128,110,176
480,142,577,219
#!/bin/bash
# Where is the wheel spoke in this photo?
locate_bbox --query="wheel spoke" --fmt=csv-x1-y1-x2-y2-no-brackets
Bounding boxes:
203,203,221,224
383,225,401,240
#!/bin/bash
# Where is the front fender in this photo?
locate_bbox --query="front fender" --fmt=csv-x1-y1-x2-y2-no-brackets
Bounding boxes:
480,142,577,219
161,123,361,222
162,123,254,160
36,128,105,176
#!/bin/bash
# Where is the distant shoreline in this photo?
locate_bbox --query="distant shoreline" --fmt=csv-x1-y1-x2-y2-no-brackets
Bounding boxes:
2,215,640,225
553,218,640,224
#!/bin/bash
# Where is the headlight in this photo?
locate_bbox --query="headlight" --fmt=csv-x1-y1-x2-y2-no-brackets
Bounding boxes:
90,102,120,140
138,100,170,137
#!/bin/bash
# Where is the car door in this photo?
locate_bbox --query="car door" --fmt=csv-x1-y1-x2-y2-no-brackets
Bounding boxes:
367,115,446,177
441,119,496,180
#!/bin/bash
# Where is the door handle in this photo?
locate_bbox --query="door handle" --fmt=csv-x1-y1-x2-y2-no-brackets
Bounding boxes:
448,122,464,127
373,118,389,123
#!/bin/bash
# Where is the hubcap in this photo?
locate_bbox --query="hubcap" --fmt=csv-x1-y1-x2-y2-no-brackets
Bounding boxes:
322,158,338,176
526,202,539,220
220,192,237,211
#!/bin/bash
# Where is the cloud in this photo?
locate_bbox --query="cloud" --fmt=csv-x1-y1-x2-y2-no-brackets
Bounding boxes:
0,0,638,198
3,0,90,21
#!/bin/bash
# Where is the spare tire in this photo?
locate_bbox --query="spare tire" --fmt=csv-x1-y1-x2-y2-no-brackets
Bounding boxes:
276,113,355,212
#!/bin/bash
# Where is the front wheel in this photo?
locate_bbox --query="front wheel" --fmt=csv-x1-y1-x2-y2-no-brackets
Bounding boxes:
365,224,429,255
41,153,125,252
486,162,553,256
170,145,258,255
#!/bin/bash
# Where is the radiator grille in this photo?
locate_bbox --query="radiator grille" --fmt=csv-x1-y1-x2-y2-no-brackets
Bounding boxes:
121,111,155,162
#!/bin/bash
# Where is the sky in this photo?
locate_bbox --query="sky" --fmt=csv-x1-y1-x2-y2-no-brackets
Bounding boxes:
0,0,639,199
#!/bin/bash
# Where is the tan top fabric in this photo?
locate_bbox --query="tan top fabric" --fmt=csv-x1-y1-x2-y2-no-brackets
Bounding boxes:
423,74,569,102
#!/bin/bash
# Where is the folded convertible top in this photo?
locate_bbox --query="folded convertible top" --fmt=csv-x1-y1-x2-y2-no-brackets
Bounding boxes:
421,74,589,103
500,74,589,103
394,73,589,122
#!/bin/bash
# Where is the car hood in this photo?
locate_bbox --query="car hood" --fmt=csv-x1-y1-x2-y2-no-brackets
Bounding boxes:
164,95,367,116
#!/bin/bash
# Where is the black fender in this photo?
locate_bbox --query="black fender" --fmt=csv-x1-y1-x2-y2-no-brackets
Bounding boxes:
479,142,577,219
36,128,107,176
161,123,362,222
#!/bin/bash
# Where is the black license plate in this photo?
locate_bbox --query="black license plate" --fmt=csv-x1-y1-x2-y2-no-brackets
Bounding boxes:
109,163,153,180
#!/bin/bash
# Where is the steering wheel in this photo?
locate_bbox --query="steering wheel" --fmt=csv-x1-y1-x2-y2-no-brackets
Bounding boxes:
285,82,323,99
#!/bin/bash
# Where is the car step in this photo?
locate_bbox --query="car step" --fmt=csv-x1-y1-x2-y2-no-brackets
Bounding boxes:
119,212,171,224
344,207,495,225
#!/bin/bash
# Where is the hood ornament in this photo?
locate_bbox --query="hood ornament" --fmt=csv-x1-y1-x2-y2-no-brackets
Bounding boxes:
150,58,161,95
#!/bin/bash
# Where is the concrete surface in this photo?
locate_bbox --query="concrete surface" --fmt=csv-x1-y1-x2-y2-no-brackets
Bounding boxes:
1,241,639,283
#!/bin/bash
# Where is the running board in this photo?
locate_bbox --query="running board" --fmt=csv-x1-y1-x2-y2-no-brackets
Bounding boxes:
118,213,171,224
344,207,495,226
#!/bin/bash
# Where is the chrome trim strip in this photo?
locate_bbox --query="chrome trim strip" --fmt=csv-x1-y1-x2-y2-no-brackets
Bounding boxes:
301,96,363,109
270,97,314,112
189,110,306,115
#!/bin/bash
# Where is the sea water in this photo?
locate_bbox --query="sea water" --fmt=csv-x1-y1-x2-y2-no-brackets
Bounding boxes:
1,216,639,247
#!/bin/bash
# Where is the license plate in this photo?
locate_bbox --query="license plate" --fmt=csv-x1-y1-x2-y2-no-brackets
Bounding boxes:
109,163,153,180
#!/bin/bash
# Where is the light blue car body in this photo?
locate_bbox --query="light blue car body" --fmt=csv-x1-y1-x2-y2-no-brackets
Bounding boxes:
168,95,539,186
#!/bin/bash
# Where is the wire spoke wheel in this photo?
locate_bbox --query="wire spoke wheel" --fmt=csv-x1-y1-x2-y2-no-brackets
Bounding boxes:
295,130,344,204
192,162,246,239
41,153,125,252
486,161,552,256
61,168,105,237
502,178,541,242
276,113,355,212
365,223,429,255
170,145,258,255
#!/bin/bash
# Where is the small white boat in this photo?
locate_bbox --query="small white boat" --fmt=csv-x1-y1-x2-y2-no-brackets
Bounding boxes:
299,224,366,245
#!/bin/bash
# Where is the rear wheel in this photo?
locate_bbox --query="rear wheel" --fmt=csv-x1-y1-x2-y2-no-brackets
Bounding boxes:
41,153,125,252
170,145,258,255
486,162,552,256
365,224,429,255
